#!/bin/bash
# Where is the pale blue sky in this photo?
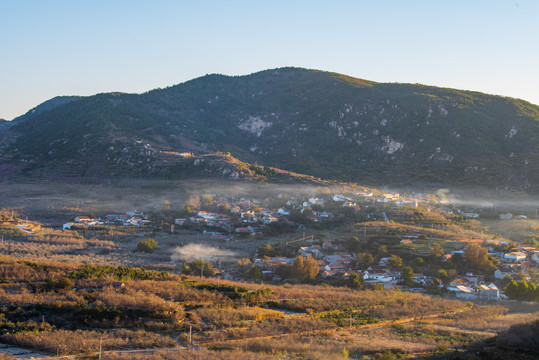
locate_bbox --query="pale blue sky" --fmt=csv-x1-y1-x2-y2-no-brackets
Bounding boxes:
1,0,538,119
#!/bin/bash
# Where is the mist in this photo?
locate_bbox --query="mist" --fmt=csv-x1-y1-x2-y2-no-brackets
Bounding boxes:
435,188,539,211
170,243,238,263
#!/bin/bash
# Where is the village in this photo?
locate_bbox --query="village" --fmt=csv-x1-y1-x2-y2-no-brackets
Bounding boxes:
62,188,539,303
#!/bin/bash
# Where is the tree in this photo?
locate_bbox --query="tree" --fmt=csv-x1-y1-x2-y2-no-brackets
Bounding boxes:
429,242,444,257
218,203,231,212
201,194,213,208
237,258,251,268
182,195,201,214
437,269,448,281
451,253,464,266
182,201,198,215
401,266,413,286
464,243,497,272
346,236,362,252
504,279,539,301
464,243,488,267
378,245,388,256
258,243,275,257
294,255,319,282
187,260,214,277
245,265,262,281
347,273,364,289
387,255,403,268
356,253,374,270
137,238,158,253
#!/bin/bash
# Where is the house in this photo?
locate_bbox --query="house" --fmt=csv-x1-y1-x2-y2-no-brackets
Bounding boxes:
503,252,527,263
400,239,413,245
326,254,352,265
127,219,141,226
175,218,187,226
262,216,278,224
478,284,500,301
499,213,513,220
332,195,348,202
449,285,477,300
458,210,479,219
325,263,352,273
75,216,92,223
364,269,393,282
442,254,452,262
319,211,334,219
412,273,427,285
198,211,220,220
450,278,474,288
276,208,290,215
464,273,483,285
62,222,77,230
308,198,324,206
494,268,515,280
298,246,323,258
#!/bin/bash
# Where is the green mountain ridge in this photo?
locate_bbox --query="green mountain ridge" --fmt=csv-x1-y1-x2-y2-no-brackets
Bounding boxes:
2,67,538,191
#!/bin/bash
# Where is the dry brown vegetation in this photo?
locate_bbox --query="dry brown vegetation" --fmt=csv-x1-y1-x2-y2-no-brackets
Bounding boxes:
1,329,176,355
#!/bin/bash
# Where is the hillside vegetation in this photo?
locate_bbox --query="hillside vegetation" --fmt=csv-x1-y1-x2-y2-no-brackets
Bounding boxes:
1,254,537,359
2,68,538,192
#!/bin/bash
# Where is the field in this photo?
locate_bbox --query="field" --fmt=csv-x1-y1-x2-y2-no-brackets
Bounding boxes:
0,180,539,359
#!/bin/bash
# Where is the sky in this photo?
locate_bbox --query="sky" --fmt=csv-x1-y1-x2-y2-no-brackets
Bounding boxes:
1,0,538,120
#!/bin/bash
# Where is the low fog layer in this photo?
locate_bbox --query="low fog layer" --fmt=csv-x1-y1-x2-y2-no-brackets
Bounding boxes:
435,188,539,211
171,243,238,263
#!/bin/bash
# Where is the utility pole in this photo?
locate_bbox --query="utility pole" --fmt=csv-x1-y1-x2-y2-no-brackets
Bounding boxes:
98,338,102,360
189,325,192,348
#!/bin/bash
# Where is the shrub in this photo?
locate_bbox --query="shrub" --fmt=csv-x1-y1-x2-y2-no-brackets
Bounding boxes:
137,238,158,253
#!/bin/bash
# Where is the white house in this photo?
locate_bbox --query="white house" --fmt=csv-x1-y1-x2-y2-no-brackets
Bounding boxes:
198,211,220,220
308,198,324,205
262,216,278,224
448,285,477,300
63,222,77,230
503,252,527,263
478,284,500,301
494,268,515,280
276,208,290,215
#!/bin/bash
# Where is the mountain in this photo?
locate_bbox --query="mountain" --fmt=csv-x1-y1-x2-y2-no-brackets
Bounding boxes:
11,96,83,124
0,119,10,132
2,68,538,192
0,96,82,134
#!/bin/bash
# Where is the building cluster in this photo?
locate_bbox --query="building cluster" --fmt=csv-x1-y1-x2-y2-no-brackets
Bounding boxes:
63,211,151,230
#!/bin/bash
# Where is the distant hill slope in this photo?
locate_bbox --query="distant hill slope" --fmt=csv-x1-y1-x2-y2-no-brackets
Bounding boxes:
10,96,82,125
0,119,10,132
2,68,538,192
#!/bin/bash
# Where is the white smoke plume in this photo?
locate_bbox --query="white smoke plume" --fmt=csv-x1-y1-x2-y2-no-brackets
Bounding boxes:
171,243,238,263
